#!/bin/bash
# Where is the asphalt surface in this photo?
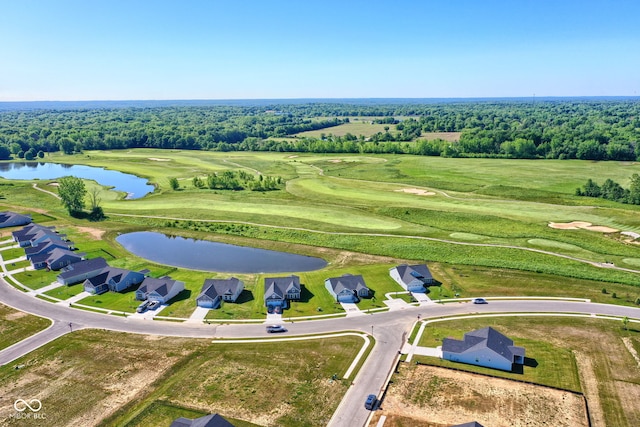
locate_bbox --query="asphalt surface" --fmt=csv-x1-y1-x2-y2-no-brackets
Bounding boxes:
2,276,640,427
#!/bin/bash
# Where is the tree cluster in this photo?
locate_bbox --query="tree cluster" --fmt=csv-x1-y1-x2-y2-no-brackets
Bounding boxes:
192,170,282,192
1,99,639,161
576,174,640,204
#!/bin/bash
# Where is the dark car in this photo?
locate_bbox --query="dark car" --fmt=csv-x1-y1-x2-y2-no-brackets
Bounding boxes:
266,325,287,333
364,394,377,410
148,300,161,310
136,300,150,313
472,298,488,304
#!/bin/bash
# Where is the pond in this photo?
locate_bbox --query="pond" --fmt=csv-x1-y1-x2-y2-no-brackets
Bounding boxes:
116,231,328,273
0,162,154,199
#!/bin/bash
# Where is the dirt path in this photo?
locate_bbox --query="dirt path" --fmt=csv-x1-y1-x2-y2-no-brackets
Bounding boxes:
574,351,606,427
32,183,60,199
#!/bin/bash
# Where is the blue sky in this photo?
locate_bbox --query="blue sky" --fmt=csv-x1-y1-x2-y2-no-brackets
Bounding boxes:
1,0,639,100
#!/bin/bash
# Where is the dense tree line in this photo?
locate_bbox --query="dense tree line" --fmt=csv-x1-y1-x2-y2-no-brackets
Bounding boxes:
576,174,640,204
0,99,639,160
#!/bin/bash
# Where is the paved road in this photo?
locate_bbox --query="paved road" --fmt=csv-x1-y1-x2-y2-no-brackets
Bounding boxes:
3,276,640,426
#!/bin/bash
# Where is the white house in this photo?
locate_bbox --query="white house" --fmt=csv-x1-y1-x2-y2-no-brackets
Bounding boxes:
442,327,525,372
389,264,434,293
325,274,370,303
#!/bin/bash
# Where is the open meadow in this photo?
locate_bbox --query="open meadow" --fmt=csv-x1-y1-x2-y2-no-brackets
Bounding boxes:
2,150,640,317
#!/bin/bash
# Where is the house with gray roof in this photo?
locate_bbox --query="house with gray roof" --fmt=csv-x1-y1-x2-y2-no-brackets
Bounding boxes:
325,274,370,303
264,275,301,310
57,257,109,285
30,248,84,270
12,224,57,247
197,277,244,309
24,237,74,260
389,264,434,293
0,211,32,228
442,327,525,372
84,267,147,295
171,413,235,427
135,276,185,304
27,228,68,248
451,422,485,427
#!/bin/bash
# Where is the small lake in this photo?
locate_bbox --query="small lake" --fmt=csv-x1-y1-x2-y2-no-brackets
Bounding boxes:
116,231,328,273
0,162,154,199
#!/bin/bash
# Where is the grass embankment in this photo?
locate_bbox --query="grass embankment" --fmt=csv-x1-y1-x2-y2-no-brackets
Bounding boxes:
0,330,364,427
0,303,51,350
407,316,640,427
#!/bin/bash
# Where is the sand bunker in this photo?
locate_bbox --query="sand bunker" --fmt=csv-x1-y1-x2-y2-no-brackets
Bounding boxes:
329,159,342,163
395,188,436,196
148,157,170,161
548,221,618,233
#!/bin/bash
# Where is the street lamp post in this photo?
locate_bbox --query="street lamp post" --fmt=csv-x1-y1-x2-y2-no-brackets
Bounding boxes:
371,325,374,338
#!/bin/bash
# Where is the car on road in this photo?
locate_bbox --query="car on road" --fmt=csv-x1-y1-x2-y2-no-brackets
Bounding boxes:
472,297,488,304
364,394,377,410
148,300,161,310
136,300,150,313
266,325,287,333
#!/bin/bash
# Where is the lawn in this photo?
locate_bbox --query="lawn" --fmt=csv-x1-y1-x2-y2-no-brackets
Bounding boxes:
0,247,25,262
43,283,85,300
407,316,640,427
0,329,365,427
0,303,51,350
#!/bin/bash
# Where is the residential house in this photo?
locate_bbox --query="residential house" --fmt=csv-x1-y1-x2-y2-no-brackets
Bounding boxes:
171,413,235,427
0,211,32,228
135,276,185,304
27,228,68,248
197,277,244,309
263,275,301,310
30,248,84,270
84,267,147,295
389,264,434,293
24,237,74,260
12,224,57,247
442,327,525,372
57,257,108,285
325,274,370,303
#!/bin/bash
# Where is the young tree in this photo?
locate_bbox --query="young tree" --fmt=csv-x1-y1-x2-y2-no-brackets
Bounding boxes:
88,187,105,221
169,177,180,190
58,176,86,215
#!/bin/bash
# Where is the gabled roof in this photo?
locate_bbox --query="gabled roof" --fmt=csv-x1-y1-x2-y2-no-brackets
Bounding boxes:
393,264,433,285
451,422,485,427
0,211,31,226
57,257,108,280
84,266,138,286
171,413,235,427
199,277,242,300
25,238,70,256
442,327,524,362
263,275,300,301
12,224,56,241
138,277,181,297
326,274,368,293
31,248,82,266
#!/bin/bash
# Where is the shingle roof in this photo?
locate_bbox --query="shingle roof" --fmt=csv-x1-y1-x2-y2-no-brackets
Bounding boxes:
57,257,108,280
393,264,433,285
326,274,368,293
263,275,300,301
199,278,242,300
442,327,524,363
170,413,235,427
450,422,485,427
138,277,180,297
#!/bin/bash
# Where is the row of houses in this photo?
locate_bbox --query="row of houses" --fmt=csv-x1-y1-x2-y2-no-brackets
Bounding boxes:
196,263,437,311
12,223,86,270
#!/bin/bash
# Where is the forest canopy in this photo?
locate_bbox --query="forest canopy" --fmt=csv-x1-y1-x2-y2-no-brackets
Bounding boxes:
1,99,639,160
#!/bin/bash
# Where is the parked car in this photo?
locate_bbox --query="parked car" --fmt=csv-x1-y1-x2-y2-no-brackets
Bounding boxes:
266,325,287,333
472,298,488,304
148,300,161,310
136,300,150,313
364,394,377,410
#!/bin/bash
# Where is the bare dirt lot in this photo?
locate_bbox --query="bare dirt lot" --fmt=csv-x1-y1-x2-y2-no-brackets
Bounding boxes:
372,364,588,427
394,188,436,196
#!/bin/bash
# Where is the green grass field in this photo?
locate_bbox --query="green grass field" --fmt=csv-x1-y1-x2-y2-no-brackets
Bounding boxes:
2,149,640,317
0,303,51,350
